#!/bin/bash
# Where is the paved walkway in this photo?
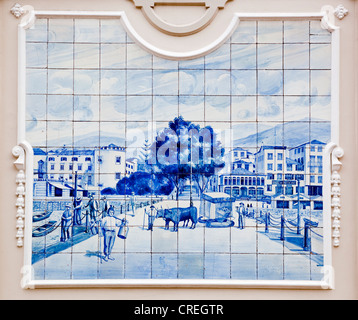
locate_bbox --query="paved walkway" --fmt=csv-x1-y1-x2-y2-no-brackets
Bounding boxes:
32,200,324,281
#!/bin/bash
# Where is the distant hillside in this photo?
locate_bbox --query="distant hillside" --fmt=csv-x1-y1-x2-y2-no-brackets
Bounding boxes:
234,120,331,148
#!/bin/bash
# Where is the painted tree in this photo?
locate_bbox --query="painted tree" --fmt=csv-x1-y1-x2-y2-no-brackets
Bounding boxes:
152,116,225,200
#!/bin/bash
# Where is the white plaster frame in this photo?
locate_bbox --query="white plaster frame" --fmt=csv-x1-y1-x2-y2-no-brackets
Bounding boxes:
12,3,344,289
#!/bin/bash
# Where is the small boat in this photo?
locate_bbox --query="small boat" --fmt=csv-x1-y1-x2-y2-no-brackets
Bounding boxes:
33,210,53,222
32,221,58,237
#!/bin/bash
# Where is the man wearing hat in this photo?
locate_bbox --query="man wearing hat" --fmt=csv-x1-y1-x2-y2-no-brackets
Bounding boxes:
73,195,83,225
100,206,122,261
60,205,72,242
237,202,245,230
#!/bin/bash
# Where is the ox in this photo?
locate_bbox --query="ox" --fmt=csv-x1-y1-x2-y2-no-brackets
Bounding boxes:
158,206,198,232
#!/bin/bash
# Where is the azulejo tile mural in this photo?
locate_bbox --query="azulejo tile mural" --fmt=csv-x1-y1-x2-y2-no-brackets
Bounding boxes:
26,18,331,282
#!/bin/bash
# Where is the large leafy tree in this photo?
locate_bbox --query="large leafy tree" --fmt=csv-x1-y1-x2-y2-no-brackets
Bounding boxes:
151,116,225,200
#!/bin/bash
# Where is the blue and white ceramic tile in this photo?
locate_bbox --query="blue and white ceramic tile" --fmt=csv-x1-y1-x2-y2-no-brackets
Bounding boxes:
257,96,283,122
26,94,47,121
311,96,331,121
311,70,331,96
47,121,73,147
205,70,231,95
153,70,179,95
153,95,179,121
74,70,99,95
100,70,125,95
49,19,74,43
48,43,74,69
231,43,257,69
284,21,310,43
310,20,332,43
74,44,100,69
284,96,310,122
284,44,310,69
27,18,332,282
310,44,332,69
48,69,73,94
127,69,152,95
26,19,48,42
231,70,257,95
74,95,100,122
257,44,282,69
231,96,256,122
75,19,100,43
284,70,310,96
258,70,283,95
27,43,48,68
257,21,283,43
179,95,205,122
26,120,47,147
204,43,231,70
27,69,47,94
100,20,127,43
231,21,257,44
179,69,204,95
127,43,153,69
47,94,73,121
205,96,231,122
101,44,126,69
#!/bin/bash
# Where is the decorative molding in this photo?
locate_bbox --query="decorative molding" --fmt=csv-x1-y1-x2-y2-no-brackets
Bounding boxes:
12,145,26,247
320,5,338,32
11,3,25,18
131,0,231,36
334,5,348,20
331,146,344,247
11,3,36,29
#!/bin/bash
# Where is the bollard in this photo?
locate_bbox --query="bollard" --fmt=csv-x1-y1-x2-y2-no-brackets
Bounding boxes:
265,212,269,233
280,215,285,241
303,221,310,251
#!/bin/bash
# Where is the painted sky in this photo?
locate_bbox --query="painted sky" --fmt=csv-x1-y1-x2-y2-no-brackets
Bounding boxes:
26,19,332,150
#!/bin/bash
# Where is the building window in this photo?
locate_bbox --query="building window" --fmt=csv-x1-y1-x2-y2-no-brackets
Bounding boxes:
267,163,273,170
115,172,121,180
310,176,315,183
61,157,67,161
267,185,272,192
286,164,292,171
88,165,92,171
78,164,82,171
60,164,65,171
72,157,78,162
49,157,55,161
318,176,323,183
50,164,55,171
267,153,273,160
277,164,283,171
277,153,283,160
85,157,91,161
116,156,121,164
98,156,103,163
